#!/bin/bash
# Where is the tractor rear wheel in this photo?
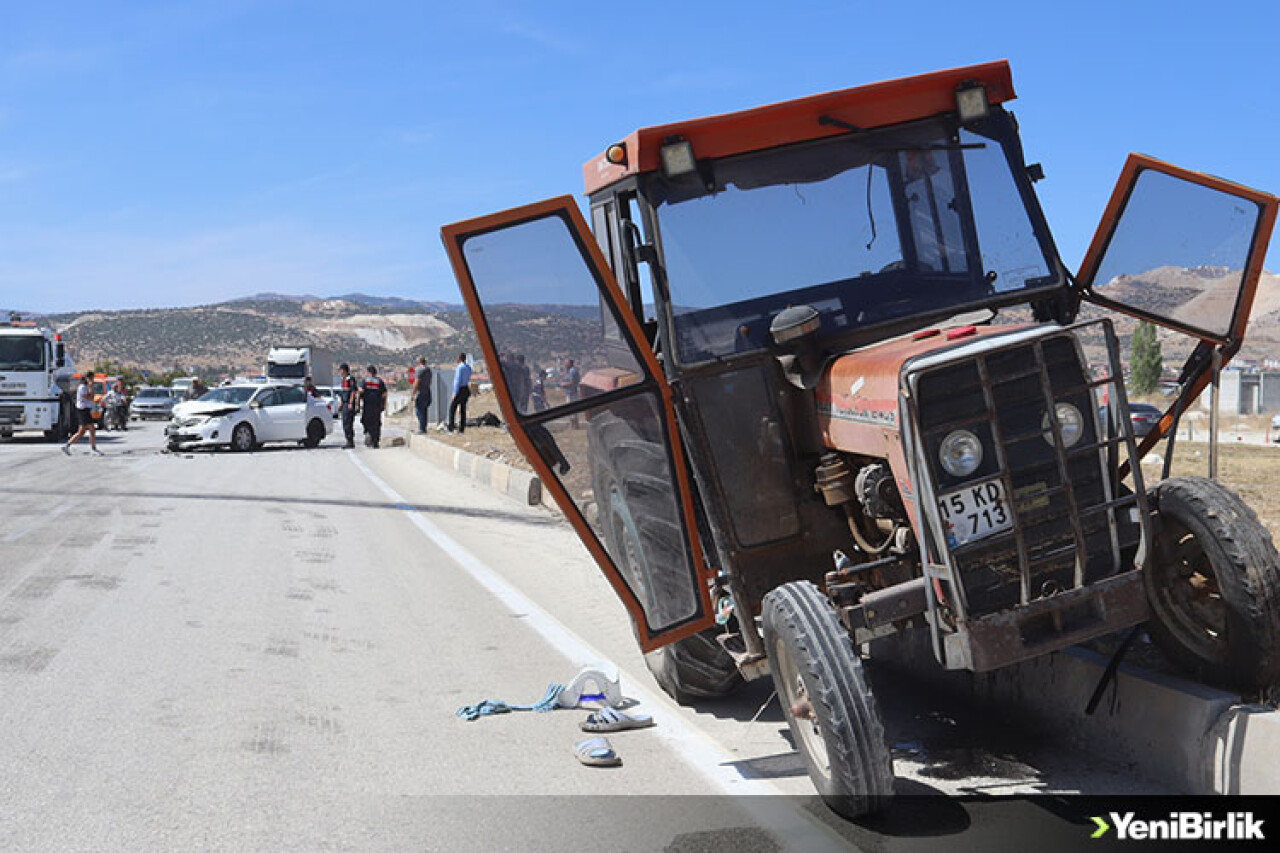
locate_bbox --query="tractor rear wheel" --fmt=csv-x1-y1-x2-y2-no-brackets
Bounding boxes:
589,410,741,703
1145,476,1280,689
763,581,894,819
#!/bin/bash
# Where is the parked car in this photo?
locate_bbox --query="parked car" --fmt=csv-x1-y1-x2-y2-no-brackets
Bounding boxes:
313,385,340,419
1271,414,1280,442
165,383,331,452
1129,402,1164,438
129,387,178,421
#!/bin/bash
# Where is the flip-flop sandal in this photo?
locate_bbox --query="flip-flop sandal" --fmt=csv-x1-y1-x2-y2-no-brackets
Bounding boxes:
574,737,621,767
579,706,655,733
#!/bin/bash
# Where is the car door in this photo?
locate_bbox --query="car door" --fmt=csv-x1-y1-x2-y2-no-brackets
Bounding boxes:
249,388,281,440
269,386,308,440
1076,154,1278,450
441,197,717,652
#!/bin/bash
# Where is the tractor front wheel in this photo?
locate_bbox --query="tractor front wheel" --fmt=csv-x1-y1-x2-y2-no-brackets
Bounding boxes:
763,581,893,818
1145,476,1280,690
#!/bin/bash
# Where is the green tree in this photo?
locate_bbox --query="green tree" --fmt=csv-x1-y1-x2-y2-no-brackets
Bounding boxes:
1130,321,1163,395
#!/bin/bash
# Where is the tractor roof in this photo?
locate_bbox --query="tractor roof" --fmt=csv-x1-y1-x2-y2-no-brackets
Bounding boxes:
583,60,1015,195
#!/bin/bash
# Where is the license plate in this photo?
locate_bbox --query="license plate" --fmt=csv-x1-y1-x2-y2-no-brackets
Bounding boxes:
938,479,1013,548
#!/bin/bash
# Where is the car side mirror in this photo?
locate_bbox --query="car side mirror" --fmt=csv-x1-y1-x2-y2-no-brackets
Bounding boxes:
55,341,66,368
249,400,262,409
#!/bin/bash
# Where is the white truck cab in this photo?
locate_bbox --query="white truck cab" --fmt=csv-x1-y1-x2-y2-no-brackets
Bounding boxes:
0,317,75,440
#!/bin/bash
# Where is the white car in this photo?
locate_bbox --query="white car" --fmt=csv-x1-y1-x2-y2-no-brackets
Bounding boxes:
165,384,332,452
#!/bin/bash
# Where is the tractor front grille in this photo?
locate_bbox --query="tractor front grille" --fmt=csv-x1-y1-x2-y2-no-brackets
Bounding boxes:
913,324,1143,619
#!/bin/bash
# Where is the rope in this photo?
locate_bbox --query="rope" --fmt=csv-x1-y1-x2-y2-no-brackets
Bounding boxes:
455,683,565,721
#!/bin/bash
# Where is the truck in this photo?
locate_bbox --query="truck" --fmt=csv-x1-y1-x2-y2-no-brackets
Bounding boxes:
265,345,335,387
441,61,1280,818
0,315,75,441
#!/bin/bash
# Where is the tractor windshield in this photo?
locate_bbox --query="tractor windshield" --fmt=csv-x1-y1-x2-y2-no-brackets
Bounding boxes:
650,116,1060,364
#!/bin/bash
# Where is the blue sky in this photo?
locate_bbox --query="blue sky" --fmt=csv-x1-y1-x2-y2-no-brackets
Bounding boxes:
1,0,1277,312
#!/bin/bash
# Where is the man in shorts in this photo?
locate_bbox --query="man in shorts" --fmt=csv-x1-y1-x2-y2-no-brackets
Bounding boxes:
63,374,103,456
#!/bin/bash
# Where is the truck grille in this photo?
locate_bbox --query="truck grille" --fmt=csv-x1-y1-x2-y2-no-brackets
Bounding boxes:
0,405,23,424
913,324,1143,619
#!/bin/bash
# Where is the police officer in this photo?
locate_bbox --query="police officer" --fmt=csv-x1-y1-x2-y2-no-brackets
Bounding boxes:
337,363,357,449
359,365,388,448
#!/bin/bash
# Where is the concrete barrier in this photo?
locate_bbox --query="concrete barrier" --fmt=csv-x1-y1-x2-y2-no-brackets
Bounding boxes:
402,431,543,506
870,629,1280,794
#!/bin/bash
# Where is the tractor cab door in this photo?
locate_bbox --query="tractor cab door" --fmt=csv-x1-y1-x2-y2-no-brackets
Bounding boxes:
441,197,717,652
1077,153,1277,353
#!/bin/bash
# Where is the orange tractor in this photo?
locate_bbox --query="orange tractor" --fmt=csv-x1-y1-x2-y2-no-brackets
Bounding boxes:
443,62,1279,817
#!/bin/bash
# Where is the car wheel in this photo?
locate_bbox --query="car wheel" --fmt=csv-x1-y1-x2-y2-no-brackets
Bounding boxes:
303,418,325,448
231,422,256,452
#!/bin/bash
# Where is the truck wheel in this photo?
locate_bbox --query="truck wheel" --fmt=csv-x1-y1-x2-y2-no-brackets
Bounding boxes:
589,411,741,703
231,423,256,452
763,581,894,819
1145,476,1280,689
303,418,325,448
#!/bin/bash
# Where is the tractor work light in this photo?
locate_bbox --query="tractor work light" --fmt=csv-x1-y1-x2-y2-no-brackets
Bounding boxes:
955,83,989,124
605,143,627,166
660,138,697,178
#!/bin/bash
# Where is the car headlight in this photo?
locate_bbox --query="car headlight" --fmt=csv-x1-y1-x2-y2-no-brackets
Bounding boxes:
1043,402,1084,448
939,429,983,477
178,416,209,428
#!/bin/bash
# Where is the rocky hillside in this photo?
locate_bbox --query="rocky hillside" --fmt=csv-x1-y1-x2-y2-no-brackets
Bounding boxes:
38,294,603,380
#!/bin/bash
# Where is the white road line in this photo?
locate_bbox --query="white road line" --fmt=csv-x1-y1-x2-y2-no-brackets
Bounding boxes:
2,501,73,543
347,451,848,852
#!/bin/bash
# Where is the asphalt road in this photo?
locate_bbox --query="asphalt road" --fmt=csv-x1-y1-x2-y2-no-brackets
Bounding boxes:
0,422,1167,852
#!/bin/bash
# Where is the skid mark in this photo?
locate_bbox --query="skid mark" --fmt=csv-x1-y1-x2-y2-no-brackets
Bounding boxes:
242,724,290,755
264,637,299,658
285,588,315,601
112,536,156,549
65,574,123,591
294,712,345,740
0,645,57,672
304,576,339,592
12,573,62,600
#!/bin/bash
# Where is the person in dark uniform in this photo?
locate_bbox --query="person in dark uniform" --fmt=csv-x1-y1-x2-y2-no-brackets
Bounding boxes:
337,363,357,449
359,365,388,448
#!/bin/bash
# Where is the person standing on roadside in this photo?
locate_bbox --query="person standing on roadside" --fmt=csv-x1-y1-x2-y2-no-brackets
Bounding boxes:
560,357,582,427
447,352,472,433
411,356,432,433
359,365,388,448
62,374,102,456
337,363,357,449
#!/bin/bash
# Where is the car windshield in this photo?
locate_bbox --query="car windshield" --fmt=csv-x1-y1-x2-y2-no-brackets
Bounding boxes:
137,389,169,399
649,117,1059,363
0,336,45,371
197,387,256,405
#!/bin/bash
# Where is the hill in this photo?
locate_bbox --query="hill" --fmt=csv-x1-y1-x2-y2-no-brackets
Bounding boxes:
43,295,603,380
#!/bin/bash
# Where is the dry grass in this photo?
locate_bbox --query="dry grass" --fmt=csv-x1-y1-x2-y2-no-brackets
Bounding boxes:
1147,441,1280,538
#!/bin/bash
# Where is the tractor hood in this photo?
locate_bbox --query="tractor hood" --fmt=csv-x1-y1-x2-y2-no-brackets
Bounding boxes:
817,324,1024,454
